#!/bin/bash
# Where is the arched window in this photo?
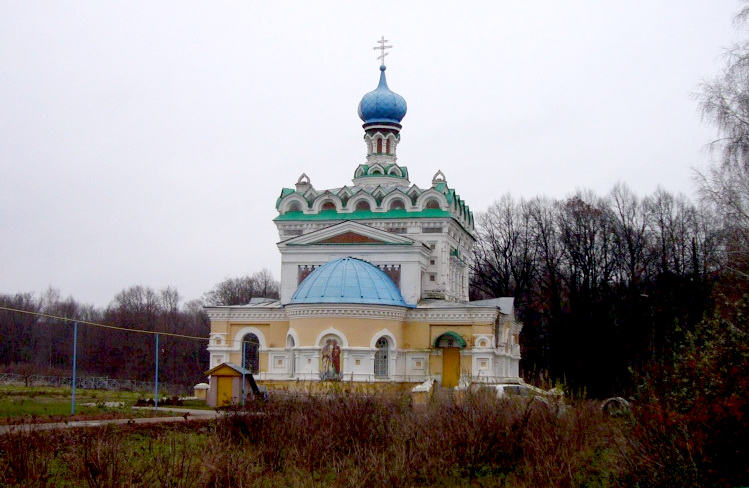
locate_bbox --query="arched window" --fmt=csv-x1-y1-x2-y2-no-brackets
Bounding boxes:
386,139,391,154
355,200,371,211
425,198,440,209
377,138,383,153
321,201,336,211
388,199,405,210
242,334,260,374
374,337,389,377
287,201,302,212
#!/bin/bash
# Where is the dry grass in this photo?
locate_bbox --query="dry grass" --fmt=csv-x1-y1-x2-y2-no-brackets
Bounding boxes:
0,387,744,487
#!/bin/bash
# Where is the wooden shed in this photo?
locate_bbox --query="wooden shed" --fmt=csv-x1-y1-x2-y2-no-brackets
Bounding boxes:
204,362,255,407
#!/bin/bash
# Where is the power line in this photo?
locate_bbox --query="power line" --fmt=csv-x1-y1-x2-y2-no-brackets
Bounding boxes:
0,306,209,341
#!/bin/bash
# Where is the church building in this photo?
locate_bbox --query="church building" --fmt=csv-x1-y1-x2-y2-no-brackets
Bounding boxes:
205,41,521,399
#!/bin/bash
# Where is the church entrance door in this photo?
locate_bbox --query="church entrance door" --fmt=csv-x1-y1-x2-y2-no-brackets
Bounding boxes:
442,347,460,388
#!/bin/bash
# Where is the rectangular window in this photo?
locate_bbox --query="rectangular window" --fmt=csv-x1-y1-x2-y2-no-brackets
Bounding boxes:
429,275,436,282
423,227,443,234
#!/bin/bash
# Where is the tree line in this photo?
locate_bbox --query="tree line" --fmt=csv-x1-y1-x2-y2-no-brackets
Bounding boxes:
470,184,721,396
0,270,279,389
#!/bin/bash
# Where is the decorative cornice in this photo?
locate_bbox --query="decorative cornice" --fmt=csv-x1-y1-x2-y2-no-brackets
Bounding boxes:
406,308,499,324
286,303,408,320
205,308,288,322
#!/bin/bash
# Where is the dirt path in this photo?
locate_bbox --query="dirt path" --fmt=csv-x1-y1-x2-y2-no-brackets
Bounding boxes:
0,408,221,435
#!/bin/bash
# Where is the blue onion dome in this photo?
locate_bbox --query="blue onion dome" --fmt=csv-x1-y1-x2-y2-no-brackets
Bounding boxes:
358,65,407,126
290,257,409,307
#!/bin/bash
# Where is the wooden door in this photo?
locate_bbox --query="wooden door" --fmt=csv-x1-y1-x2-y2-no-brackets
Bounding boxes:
217,376,233,406
442,347,461,388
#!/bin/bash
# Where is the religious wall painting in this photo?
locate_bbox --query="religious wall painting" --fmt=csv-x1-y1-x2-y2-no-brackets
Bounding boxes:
320,334,342,381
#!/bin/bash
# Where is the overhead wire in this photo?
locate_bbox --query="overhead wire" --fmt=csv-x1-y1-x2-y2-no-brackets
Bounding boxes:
0,305,209,341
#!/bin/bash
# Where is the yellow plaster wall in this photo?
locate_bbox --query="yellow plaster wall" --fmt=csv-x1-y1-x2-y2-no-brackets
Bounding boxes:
211,320,230,335
472,324,493,336
429,352,441,376
289,317,404,347
403,321,431,349
402,322,495,350
267,321,290,348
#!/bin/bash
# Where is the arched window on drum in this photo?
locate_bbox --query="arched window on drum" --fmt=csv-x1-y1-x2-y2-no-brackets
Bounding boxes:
242,333,260,374
374,337,389,378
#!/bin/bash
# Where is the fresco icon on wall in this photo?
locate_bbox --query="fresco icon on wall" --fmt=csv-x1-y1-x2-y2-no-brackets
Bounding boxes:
320,336,342,380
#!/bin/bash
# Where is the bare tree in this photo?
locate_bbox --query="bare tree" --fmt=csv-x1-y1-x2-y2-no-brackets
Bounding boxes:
697,1,749,272
472,194,537,300
610,182,650,286
202,270,280,306
252,269,280,299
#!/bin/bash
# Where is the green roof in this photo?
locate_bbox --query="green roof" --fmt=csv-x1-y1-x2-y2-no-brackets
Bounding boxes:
434,331,467,348
276,188,297,207
274,208,450,221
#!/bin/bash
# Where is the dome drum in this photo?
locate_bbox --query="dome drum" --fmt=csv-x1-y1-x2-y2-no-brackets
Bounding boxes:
290,257,411,308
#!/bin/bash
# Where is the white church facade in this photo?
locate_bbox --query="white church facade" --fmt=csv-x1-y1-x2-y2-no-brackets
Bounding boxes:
205,45,521,400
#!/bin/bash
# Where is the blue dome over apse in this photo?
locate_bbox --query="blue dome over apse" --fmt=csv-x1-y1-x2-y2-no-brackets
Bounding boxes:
358,65,407,125
290,257,410,307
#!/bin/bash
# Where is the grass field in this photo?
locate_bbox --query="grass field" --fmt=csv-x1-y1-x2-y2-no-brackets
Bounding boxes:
0,386,206,423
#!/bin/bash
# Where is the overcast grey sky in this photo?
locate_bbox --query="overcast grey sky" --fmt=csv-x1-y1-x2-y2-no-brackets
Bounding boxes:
0,1,741,307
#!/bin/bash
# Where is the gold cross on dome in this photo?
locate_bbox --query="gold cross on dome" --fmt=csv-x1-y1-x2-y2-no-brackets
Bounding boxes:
373,36,392,65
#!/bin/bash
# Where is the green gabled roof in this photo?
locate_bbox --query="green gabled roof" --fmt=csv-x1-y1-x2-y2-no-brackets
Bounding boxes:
274,208,450,221
445,188,455,204
276,188,297,208
388,164,409,179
